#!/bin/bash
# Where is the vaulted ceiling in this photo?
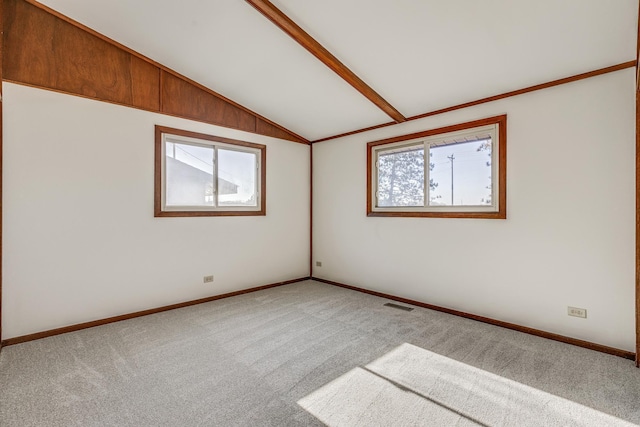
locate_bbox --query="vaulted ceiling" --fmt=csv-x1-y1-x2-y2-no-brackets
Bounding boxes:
36,0,637,141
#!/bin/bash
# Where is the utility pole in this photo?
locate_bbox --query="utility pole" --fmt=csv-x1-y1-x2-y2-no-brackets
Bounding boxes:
447,154,455,205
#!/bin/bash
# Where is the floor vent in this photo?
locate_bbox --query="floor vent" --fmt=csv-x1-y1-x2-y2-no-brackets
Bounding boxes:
384,303,414,312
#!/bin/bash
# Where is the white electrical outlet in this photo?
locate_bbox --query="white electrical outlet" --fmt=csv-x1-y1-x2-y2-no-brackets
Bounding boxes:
316,261,322,267
567,306,587,318
203,275,214,283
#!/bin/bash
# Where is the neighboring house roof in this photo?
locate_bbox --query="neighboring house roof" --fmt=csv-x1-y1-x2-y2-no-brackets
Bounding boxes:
166,156,238,195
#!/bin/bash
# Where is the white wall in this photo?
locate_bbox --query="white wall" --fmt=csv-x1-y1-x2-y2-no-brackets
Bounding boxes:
313,69,636,352
2,83,310,339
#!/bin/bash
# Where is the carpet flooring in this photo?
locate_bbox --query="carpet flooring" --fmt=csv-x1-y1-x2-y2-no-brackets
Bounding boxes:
0,280,639,426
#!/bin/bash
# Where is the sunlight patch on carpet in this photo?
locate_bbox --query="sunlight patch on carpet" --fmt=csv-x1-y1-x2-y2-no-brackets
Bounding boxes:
298,343,636,427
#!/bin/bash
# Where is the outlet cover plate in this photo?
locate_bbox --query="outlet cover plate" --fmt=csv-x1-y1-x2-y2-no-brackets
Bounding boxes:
567,306,587,318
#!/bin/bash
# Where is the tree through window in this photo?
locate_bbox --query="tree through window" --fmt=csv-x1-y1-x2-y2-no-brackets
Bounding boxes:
367,115,506,219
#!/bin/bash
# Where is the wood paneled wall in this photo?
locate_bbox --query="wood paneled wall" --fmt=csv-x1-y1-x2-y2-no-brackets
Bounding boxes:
2,0,307,144
160,72,256,133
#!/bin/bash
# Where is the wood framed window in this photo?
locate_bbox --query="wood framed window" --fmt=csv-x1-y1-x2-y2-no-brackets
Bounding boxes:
367,115,506,219
155,126,266,217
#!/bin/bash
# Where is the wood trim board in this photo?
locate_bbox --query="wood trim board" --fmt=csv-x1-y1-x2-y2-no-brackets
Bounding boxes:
245,0,406,124
312,61,637,143
636,0,640,367
311,278,636,361
636,80,639,367
309,143,314,275
0,0,4,346
0,277,310,347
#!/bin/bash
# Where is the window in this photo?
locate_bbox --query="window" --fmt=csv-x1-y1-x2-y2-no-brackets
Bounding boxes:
155,126,266,217
367,115,506,219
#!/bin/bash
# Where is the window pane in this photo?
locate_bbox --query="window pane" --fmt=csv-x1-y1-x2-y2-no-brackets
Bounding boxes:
218,149,257,207
429,138,492,206
165,142,215,207
377,145,424,207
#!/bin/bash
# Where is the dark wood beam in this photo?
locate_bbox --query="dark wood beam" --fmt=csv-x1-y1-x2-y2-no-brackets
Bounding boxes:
245,0,406,124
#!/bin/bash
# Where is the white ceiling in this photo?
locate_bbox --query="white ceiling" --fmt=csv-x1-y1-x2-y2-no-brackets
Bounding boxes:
38,0,638,141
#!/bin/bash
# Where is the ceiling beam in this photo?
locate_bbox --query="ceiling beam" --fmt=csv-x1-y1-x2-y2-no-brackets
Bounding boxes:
245,0,406,123
313,60,637,143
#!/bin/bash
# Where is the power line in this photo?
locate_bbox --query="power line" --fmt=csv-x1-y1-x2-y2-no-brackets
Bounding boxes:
174,145,213,167
447,154,455,205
